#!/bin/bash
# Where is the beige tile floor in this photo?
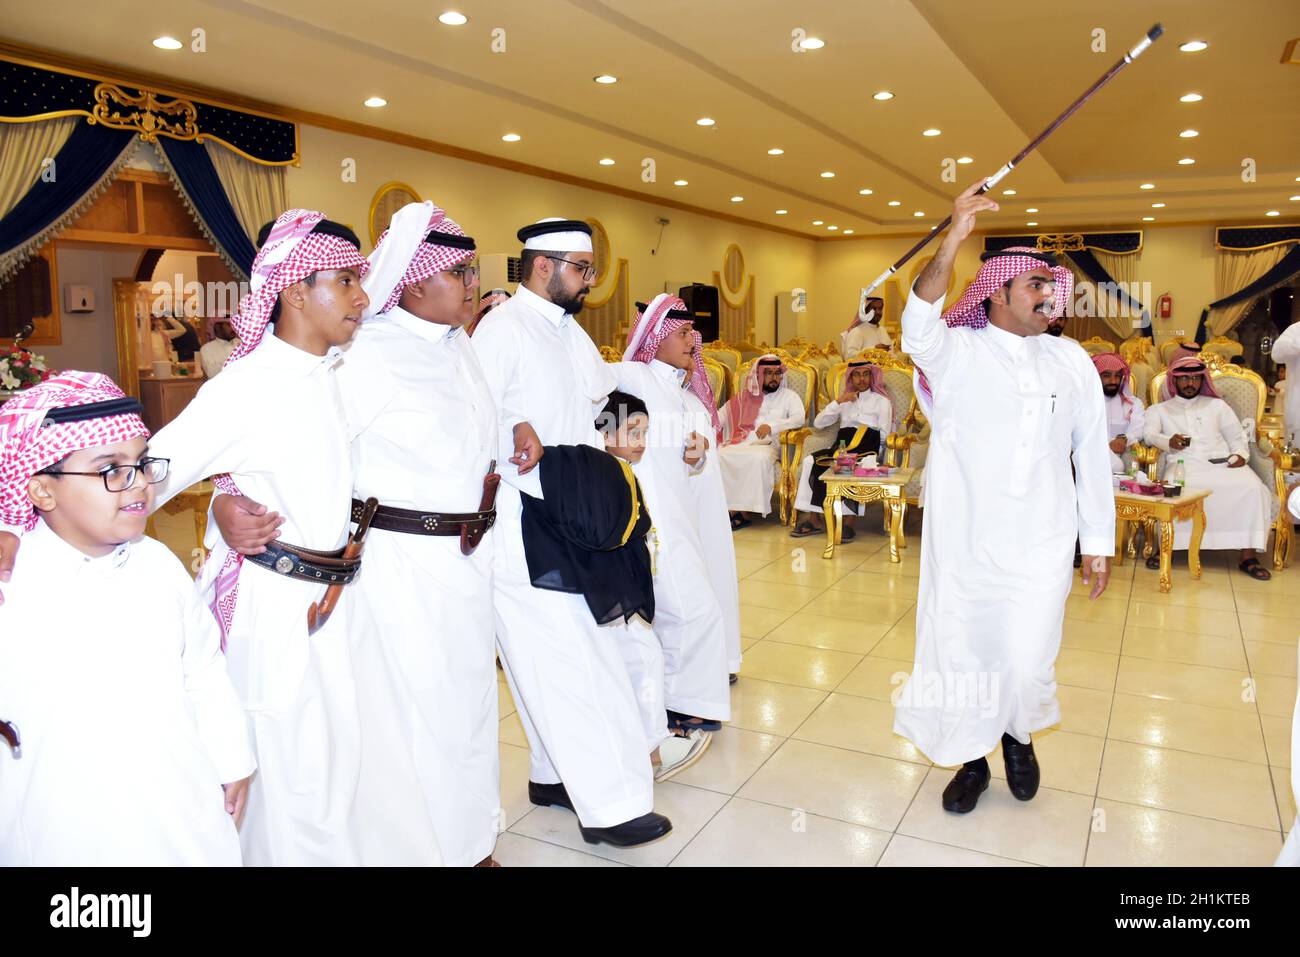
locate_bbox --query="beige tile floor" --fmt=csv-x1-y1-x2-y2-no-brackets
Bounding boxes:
149,503,1298,867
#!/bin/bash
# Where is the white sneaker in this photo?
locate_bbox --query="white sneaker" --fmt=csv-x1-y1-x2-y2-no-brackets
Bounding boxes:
654,729,713,782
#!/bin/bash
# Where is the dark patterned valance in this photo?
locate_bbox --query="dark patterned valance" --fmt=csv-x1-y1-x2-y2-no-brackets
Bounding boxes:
0,58,297,165
984,231,1142,255
1216,225,1300,251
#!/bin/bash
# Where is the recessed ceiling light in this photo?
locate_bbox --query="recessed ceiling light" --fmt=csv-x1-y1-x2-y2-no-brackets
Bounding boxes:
1179,40,1208,53
820,171,835,178
798,36,825,50
1180,129,1199,138
696,117,716,127
887,200,901,207
873,91,894,101
767,147,785,155
1178,158,1196,165
1027,221,1039,226
1266,210,1281,217
673,179,688,186
914,211,926,218
1002,189,1016,196
1151,202,1166,208
1180,92,1203,103
827,225,839,230
812,220,824,225
730,195,744,202
775,209,788,215
598,158,615,166
1140,183,1155,189
843,229,854,235
594,74,618,84
930,226,938,230
364,97,387,108
501,132,521,142
957,156,974,164
1142,216,1155,221
1026,207,1039,213
859,188,873,195
438,11,468,25
922,128,941,137
152,36,183,50
1290,195,1300,201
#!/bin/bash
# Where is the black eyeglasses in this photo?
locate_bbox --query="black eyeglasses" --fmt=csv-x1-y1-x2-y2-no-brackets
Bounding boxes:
39,456,170,492
445,263,480,288
547,256,597,282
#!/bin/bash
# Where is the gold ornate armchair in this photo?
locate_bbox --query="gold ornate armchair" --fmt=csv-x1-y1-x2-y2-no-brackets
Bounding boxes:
700,354,732,408
1148,352,1289,567
1159,335,1194,366
1079,336,1117,357
598,345,622,363
702,342,741,380
1203,335,1244,363
734,354,816,523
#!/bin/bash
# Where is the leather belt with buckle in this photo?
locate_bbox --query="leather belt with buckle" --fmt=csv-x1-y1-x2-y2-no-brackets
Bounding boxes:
244,539,362,586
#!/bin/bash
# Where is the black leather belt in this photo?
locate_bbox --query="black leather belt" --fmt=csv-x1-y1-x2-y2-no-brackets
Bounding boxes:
244,539,362,586
351,499,496,538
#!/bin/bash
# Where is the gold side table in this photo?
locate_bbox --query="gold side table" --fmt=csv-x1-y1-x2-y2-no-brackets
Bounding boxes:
1113,487,1211,593
820,467,916,562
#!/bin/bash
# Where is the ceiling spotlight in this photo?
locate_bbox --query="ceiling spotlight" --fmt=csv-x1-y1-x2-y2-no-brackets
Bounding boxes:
1026,207,1039,213
1151,202,1166,208
957,156,973,164
843,229,854,235
827,225,838,230
767,147,785,155
673,179,688,186
438,11,468,25
922,128,941,137
364,97,388,108
1142,216,1155,221
887,200,901,206
730,195,744,202
594,74,618,84
775,209,788,215
1027,221,1039,226
696,117,716,127
873,91,894,101
1140,183,1156,189
1180,129,1199,138
598,158,615,166
812,220,824,225
501,132,521,142
1266,210,1281,217
1002,189,1016,196
1178,157,1196,165
152,36,183,50
859,188,873,195
799,36,825,50
1179,40,1208,53
1290,195,1300,201
913,211,925,217
1179,92,1203,103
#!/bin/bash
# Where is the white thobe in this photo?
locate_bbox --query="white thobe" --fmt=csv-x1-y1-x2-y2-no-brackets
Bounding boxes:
1143,395,1271,551
1104,393,1146,472
794,391,893,514
150,334,373,866
892,284,1114,766
199,337,238,378
718,387,805,515
471,284,653,828
1271,321,1300,445
0,522,254,866
334,306,499,867
1279,488,1300,866
842,322,892,358
614,360,735,721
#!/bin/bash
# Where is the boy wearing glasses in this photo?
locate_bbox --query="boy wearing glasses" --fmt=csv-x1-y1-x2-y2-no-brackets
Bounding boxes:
0,372,254,865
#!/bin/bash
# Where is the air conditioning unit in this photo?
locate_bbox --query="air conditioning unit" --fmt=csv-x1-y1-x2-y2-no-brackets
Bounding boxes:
775,289,808,342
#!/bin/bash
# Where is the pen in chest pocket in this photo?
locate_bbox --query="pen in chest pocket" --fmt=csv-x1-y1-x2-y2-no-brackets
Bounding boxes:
1051,392,1057,413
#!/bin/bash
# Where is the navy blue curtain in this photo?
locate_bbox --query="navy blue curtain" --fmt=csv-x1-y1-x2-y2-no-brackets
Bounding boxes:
1194,244,1300,344
1065,248,1150,334
157,138,256,278
0,122,134,257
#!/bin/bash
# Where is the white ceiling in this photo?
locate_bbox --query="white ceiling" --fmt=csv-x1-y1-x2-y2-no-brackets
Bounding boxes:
3,0,1298,238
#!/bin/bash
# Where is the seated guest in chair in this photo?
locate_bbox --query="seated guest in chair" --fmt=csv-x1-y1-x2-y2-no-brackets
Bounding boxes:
1143,356,1274,580
1092,352,1146,472
791,359,892,539
717,354,804,529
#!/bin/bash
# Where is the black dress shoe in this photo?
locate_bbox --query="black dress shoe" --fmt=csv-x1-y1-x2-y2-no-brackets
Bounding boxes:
528,780,575,813
580,812,672,847
1001,733,1040,801
941,758,990,814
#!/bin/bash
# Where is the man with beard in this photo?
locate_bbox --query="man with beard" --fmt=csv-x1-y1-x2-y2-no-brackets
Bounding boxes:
471,218,671,847
841,296,892,357
892,181,1113,815
717,355,805,529
1092,352,1146,472
1143,355,1274,581
1044,312,1073,341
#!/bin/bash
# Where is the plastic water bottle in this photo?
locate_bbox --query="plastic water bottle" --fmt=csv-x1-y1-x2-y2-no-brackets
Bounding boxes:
1169,458,1186,488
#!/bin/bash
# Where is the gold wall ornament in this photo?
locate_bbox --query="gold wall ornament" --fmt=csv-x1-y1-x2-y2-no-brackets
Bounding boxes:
89,83,198,142
368,182,422,247
585,218,612,288
1035,233,1085,254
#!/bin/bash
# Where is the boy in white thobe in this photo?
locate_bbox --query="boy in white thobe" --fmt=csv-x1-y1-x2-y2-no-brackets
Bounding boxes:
718,355,805,524
892,181,1114,816
0,373,253,866
1143,355,1273,580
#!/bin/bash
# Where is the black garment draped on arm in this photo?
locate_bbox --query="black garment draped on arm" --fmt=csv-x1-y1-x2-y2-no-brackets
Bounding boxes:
520,444,656,626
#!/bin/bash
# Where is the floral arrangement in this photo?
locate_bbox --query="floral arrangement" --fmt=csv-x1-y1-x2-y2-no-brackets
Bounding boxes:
0,345,51,391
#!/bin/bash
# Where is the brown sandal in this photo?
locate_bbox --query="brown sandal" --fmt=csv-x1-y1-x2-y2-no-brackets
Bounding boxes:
789,521,820,538
1238,558,1271,581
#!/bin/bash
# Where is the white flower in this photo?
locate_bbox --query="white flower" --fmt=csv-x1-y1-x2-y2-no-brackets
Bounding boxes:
1,371,20,390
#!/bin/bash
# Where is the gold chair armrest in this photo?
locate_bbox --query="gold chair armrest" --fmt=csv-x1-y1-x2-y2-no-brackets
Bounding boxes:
886,431,918,469
1133,443,1160,480
781,427,813,469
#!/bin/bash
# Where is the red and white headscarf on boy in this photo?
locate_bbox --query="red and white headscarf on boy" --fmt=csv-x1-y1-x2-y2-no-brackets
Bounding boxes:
207,209,368,647
846,359,894,421
364,201,476,318
723,354,786,445
623,293,720,437
0,372,149,531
